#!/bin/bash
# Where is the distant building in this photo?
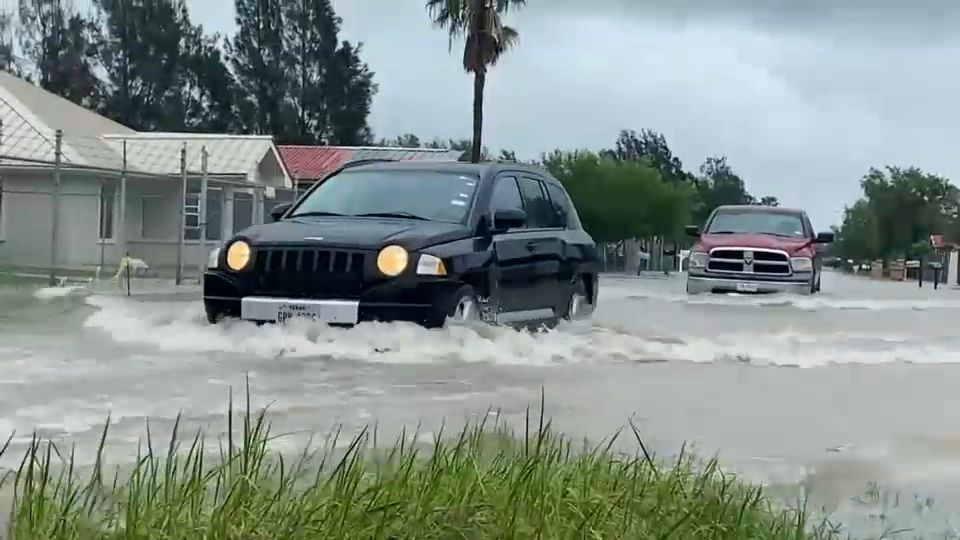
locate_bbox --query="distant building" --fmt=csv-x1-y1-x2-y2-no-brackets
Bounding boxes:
278,145,464,194
0,71,291,279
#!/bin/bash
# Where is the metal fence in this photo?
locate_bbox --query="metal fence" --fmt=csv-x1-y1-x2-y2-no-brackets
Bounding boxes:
598,238,680,274
0,123,291,286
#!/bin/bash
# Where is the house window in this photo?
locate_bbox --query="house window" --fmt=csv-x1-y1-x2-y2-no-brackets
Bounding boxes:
183,187,223,241
98,182,115,241
141,195,167,240
233,192,253,234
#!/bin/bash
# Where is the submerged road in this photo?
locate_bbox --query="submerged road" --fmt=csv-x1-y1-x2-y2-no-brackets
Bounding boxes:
2,270,960,536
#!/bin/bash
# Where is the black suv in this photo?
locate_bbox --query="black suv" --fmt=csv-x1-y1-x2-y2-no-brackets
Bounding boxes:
202,160,599,328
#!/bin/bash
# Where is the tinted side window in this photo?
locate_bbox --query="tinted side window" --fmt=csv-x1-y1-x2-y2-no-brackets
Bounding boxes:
517,176,558,229
544,182,575,229
490,176,525,228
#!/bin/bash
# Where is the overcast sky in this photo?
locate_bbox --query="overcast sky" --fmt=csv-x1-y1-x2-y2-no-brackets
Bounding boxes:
191,1,960,226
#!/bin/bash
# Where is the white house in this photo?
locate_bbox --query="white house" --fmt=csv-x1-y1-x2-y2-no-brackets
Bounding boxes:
0,72,293,280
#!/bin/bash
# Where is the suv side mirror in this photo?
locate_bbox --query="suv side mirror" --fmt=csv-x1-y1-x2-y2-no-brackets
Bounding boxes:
685,225,700,237
492,208,527,232
270,202,292,222
815,231,835,243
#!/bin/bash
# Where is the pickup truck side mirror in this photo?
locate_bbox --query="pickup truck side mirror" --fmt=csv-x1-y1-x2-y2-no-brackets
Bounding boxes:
270,202,293,222
815,231,835,243
685,225,700,237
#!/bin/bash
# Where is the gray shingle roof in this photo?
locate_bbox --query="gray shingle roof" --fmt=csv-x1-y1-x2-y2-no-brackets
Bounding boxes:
0,71,132,168
0,72,291,187
102,133,290,185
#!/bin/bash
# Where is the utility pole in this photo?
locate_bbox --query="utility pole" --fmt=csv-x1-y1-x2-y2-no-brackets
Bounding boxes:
197,146,208,283
175,143,186,285
49,129,62,286
118,140,128,263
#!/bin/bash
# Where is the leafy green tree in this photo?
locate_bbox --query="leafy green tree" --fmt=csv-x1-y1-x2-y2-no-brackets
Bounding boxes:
691,156,753,225
0,8,17,75
18,0,101,108
378,133,422,148
602,129,692,184
230,0,287,136
95,0,189,130
543,150,692,243
323,41,376,145
426,0,524,163
757,196,779,207
835,199,881,263
176,5,241,132
834,166,958,265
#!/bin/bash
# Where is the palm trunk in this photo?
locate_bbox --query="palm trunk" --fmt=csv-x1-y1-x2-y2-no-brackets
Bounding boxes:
471,69,485,163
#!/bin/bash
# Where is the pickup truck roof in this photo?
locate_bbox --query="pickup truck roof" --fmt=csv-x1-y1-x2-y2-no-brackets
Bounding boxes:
713,204,803,215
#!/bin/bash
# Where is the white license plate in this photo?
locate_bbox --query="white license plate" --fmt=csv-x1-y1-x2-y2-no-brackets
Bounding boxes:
277,303,323,324
241,297,359,324
735,282,759,293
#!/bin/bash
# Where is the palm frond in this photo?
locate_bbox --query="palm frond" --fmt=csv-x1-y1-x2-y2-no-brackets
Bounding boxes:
426,0,468,51
429,0,522,72
500,25,519,50
495,0,527,14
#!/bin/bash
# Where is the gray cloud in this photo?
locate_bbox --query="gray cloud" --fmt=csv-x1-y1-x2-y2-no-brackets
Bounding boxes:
186,0,960,228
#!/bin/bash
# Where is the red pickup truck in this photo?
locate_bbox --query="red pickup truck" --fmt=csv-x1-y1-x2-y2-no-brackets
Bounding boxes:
685,205,834,295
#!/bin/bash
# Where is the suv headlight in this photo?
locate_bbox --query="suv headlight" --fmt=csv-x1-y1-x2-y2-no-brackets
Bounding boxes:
226,240,252,271
377,245,409,277
689,251,708,269
791,257,813,272
207,247,221,269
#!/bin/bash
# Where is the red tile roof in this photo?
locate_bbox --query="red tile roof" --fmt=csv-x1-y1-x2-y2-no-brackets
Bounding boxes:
278,146,353,181
278,145,465,181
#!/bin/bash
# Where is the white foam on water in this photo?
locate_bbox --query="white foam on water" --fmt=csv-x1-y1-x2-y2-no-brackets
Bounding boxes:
81,295,958,368
624,290,960,311
32,285,84,300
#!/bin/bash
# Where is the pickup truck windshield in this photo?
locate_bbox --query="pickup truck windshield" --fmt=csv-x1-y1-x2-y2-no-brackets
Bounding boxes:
706,210,806,238
290,169,479,224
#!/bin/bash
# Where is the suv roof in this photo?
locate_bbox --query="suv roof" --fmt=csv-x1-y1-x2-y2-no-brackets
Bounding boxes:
343,159,557,180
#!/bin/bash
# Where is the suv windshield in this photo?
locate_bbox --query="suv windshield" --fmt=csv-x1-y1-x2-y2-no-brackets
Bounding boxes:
289,169,479,224
706,210,806,238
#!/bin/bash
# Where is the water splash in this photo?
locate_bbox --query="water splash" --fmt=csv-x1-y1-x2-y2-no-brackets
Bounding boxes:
80,295,959,368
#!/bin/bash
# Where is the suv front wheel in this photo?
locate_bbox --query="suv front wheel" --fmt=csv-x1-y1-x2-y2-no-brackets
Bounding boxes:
426,284,483,328
564,278,591,321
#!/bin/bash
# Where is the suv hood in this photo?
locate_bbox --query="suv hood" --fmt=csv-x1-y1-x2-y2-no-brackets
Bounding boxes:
696,233,813,254
236,217,472,251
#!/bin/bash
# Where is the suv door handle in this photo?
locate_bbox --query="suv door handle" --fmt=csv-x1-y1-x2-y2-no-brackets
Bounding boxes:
525,241,538,251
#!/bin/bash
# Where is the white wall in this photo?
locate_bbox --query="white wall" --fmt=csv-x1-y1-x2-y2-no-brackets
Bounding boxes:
0,165,273,278
0,169,104,270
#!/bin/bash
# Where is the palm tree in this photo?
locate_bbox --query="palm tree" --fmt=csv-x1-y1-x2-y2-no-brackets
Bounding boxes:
426,0,524,163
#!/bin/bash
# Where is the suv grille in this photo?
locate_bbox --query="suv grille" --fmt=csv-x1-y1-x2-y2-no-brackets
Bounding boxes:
707,248,790,275
252,247,367,298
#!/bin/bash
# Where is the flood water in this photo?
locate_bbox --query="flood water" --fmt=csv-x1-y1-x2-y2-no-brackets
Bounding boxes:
3,270,960,537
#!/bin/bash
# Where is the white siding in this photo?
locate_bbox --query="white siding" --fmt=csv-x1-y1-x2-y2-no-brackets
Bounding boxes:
0,170,102,269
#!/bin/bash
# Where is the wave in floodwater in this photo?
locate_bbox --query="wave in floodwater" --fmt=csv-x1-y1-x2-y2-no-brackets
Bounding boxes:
624,290,960,311
81,295,960,368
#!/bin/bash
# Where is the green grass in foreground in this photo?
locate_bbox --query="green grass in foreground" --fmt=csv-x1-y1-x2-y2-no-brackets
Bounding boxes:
0,387,842,539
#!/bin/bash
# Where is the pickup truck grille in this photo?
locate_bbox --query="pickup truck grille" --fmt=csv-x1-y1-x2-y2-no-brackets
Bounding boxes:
251,247,367,298
707,248,791,275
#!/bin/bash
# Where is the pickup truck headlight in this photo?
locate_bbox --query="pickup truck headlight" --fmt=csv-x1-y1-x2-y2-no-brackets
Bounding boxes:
416,254,448,276
790,257,813,272
207,247,221,269
689,251,708,269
